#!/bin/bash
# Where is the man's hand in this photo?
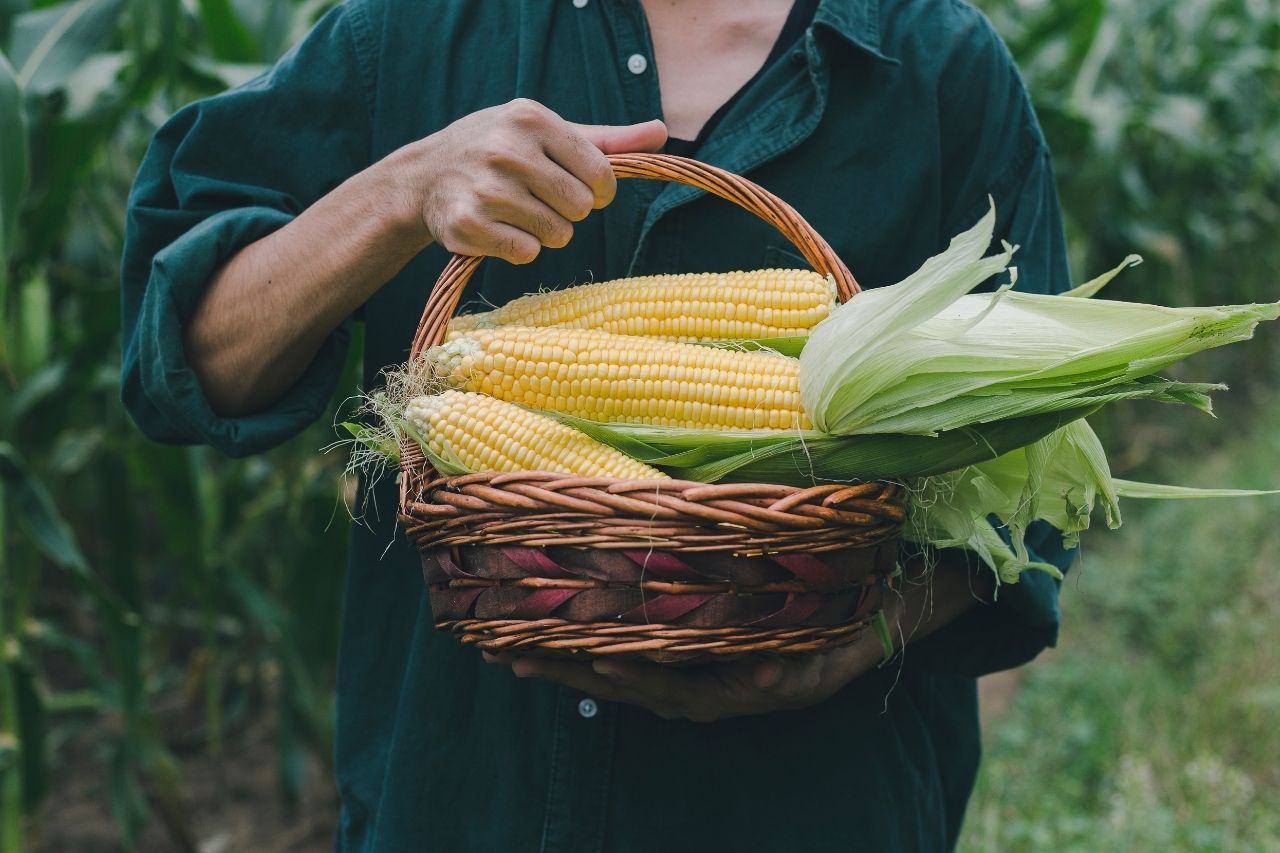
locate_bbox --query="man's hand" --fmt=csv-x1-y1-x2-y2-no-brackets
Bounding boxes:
186,99,665,416
484,635,886,723
389,98,668,265
486,554,994,723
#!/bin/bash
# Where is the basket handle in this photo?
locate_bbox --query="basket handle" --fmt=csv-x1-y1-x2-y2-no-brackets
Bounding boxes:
409,152,860,358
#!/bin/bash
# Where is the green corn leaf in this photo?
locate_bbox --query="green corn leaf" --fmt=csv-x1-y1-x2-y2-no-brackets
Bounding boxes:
0,51,26,326
195,0,259,63
801,200,1014,432
9,0,124,97
0,443,130,619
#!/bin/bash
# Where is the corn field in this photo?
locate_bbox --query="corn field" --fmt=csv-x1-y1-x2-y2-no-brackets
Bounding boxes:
0,0,1277,850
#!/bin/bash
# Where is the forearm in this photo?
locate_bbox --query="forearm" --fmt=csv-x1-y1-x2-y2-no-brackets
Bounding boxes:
181,101,666,419
183,156,428,416
887,550,995,652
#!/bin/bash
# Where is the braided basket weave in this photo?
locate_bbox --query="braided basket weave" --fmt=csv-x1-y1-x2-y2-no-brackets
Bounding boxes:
398,154,908,663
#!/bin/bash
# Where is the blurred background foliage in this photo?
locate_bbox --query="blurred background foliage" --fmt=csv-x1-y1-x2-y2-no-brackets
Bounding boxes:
961,2,1280,850
1,1,348,849
0,0,1276,849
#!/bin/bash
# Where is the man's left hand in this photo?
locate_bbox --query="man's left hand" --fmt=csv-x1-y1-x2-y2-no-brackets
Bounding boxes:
483,631,886,723
483,553,993,722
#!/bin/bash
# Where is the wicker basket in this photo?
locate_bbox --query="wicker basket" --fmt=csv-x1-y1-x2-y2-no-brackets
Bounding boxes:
397,154,909,663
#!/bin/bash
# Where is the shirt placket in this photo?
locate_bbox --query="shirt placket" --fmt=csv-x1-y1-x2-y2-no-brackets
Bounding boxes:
533,12,658,845
536,9,828,852
625,29,832,276
537,686,618,853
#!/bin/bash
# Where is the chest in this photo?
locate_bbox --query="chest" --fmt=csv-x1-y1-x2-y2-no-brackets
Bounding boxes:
639,0,793,139
360,2,946,381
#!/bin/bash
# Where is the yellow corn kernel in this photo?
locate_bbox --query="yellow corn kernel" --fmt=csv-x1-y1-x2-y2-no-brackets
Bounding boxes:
426,327,810,431
447,269,836,341
404,391,666,479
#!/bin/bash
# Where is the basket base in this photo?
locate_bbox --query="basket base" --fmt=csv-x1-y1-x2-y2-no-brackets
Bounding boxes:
438,614,879,664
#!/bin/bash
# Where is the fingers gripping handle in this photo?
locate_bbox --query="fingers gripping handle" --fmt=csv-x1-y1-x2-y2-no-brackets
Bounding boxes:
410,153,859,359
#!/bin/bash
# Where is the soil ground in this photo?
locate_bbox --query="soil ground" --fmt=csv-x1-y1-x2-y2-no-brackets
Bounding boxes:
30,707,337,853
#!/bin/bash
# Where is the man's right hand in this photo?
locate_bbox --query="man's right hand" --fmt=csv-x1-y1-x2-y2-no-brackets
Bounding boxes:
386,99,667,265
185,100,665,416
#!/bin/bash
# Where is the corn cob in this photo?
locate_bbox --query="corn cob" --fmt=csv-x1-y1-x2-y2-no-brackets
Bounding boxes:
405,391,666,479
425,327,811,431
447,269,836,341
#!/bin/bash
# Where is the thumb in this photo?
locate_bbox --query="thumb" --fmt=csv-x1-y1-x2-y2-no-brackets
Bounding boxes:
571,119,668,155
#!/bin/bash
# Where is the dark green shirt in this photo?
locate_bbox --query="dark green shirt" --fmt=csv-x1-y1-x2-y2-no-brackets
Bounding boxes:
121,1,1075,850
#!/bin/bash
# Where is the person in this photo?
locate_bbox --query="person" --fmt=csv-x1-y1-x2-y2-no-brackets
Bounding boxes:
121,0,1075,849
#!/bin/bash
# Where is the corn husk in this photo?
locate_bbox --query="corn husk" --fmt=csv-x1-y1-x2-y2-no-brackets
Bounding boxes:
555,405,1102,486
908,419,1279,583
800,202,1280,436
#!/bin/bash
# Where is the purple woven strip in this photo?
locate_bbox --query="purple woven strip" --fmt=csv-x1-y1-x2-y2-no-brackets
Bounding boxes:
432,586,484,620
768,553,850,592
747,594,826,628
621,549,701,581
501,546,577,579
853,583,880,617
434,549,481,579
507,588,580,619
618,593,716,624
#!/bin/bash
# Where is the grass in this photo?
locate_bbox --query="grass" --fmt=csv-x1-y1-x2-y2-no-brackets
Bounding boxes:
960,391,1280,852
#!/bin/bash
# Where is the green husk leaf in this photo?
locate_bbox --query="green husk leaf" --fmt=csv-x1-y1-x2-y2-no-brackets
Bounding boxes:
798,200,1279,437
908,419,1276,584
848,375,1222,435
907,418,1117,576
552,405,1101,485
700,335,809,357
394,417,470,476
340,422,400,463
801,200,1013,432
1111,479,1280,499
1061,254,1143,298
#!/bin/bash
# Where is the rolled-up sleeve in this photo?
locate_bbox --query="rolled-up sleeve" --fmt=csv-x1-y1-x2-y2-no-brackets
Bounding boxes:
120,1,375,457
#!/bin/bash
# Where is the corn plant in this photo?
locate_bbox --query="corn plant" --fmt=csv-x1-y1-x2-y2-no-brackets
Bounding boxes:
1,1,343,849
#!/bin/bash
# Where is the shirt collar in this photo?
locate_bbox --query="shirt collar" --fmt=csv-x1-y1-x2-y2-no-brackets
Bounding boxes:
813,0,898,64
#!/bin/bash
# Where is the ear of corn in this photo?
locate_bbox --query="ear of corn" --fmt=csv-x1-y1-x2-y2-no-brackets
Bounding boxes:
426,327,811,431
801,201,1280,435
404,391,667,479
447,269,837,342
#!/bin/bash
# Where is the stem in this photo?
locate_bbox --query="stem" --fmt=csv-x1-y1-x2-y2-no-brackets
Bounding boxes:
0,482,27,852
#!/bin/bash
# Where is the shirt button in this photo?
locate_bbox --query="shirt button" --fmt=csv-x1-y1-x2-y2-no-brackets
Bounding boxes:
578,697,599,719
572,0,588,7
626,54,649,75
